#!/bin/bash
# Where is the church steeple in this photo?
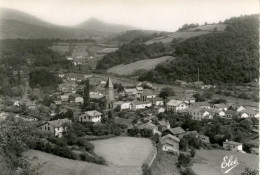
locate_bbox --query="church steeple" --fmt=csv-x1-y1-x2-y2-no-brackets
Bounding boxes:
105,77,114,109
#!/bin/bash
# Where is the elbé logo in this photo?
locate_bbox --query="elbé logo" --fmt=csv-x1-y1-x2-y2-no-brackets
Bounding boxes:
221,155,239,174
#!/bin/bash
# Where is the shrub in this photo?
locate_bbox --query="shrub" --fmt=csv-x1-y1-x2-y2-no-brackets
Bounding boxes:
79,153,106,165
178,153,192,167
77,138,94,151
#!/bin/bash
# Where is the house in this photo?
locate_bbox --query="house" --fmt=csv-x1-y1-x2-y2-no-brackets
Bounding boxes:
158,120,170,131
178,131,199,139
223,140,243,152
131,101,152,110
151,97,164,106
114,101,132,111
69,94,83,104
25,101,36,110
180,96,196,105
239,109,258,118
13,100,20,107
190,102,211,109
228,104,246,112
136,87,143,94
60,94,69,102
155,106,166,113
199,134,210,144
160,134,180,154
79,110,102,123
166,100,188,113
163,127,185,137
67,57,73,61
137,122,161,135
175,80,187,86
124,88,138,96
140,89,157,101
100,81,107,87
38,118,71,137
184,90,197,96
213,103,228,111
194,81,204,89
207,108,225,117
54,100,62,105
225,110,239,118
189,108,212,121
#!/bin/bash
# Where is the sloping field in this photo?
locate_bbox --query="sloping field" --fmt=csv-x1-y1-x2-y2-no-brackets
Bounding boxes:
146,24,226,45
24,149,141,175
192,149,258,175
91,137,154,167
107,56,175,75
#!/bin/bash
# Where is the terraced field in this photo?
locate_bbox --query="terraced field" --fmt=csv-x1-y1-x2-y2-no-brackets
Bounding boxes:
107,56,175,75
150,150,181,175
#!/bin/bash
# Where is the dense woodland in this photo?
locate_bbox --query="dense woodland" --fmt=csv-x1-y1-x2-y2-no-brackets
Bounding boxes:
139,15,259,84
96,42,172,69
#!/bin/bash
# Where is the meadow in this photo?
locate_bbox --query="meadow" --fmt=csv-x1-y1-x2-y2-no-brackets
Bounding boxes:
107,56,175,75
90,137,154,167
191,149,259,175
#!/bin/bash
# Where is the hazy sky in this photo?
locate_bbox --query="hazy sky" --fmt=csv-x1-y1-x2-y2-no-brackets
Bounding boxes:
0,0,259,31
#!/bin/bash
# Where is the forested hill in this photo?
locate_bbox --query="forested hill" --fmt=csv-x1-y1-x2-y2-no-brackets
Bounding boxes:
138,15,259,85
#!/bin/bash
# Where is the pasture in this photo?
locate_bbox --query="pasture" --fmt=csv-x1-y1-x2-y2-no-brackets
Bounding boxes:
90,137,154,167
24,150,142,175
191,149,259,175
107,56,175,75
146,24,226,45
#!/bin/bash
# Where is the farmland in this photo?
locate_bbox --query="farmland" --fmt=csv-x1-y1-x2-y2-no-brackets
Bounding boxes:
91,137,154,167
24,150,142,175
107,56,175,75
145,24,226,45
191,149,258,175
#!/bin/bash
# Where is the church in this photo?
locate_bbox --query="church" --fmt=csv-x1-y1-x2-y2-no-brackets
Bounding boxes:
104,77,114,110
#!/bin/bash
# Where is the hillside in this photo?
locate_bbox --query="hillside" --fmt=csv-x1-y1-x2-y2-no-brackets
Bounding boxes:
139,15,259,85
0,8,137,39
107,56,175,75
145,24,226,45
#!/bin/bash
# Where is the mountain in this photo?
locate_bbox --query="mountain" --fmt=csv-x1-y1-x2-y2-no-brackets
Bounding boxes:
0,8,138,39
76,18,138,33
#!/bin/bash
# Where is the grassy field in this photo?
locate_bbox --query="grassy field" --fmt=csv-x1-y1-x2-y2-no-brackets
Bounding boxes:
150,150,181,175
191,149,259,175
107,56,175,75
72,46,88,58
24,149,142,175
146,24,226,45
91,137,154,167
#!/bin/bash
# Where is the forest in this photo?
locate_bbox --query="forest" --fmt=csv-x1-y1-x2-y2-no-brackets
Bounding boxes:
96,42,172,69
139,15,259,84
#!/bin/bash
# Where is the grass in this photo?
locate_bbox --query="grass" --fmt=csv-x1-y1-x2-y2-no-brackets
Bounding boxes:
107,56,175,75
191,149,259,175
24,149,142,175
50,45,69,54
90,137,154,167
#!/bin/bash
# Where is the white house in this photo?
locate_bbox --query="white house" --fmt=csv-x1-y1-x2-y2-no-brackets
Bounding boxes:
137,122,161,135
114,101,132,111
166,100,188,113
38,118,71,137
79,110,102,123
189,108,212,121
132,101,152,110
136,87,143,94
223,140,243,152
239,109,258,118
152,97,164,106
61,94,69,102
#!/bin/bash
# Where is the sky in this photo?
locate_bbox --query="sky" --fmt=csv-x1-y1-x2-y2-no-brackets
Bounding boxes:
0,0,259,31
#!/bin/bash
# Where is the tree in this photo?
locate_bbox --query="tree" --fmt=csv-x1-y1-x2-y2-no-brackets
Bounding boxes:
83,78,90,111
142,164,152,175
159,87,175,105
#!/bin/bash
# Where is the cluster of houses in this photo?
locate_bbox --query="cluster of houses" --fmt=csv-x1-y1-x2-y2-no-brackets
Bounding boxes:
36,76,259,155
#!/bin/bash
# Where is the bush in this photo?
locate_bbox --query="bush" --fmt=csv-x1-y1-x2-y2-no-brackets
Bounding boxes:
79,153,106,165
77,138,94,151
47,136,67,147
178,153,192,167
